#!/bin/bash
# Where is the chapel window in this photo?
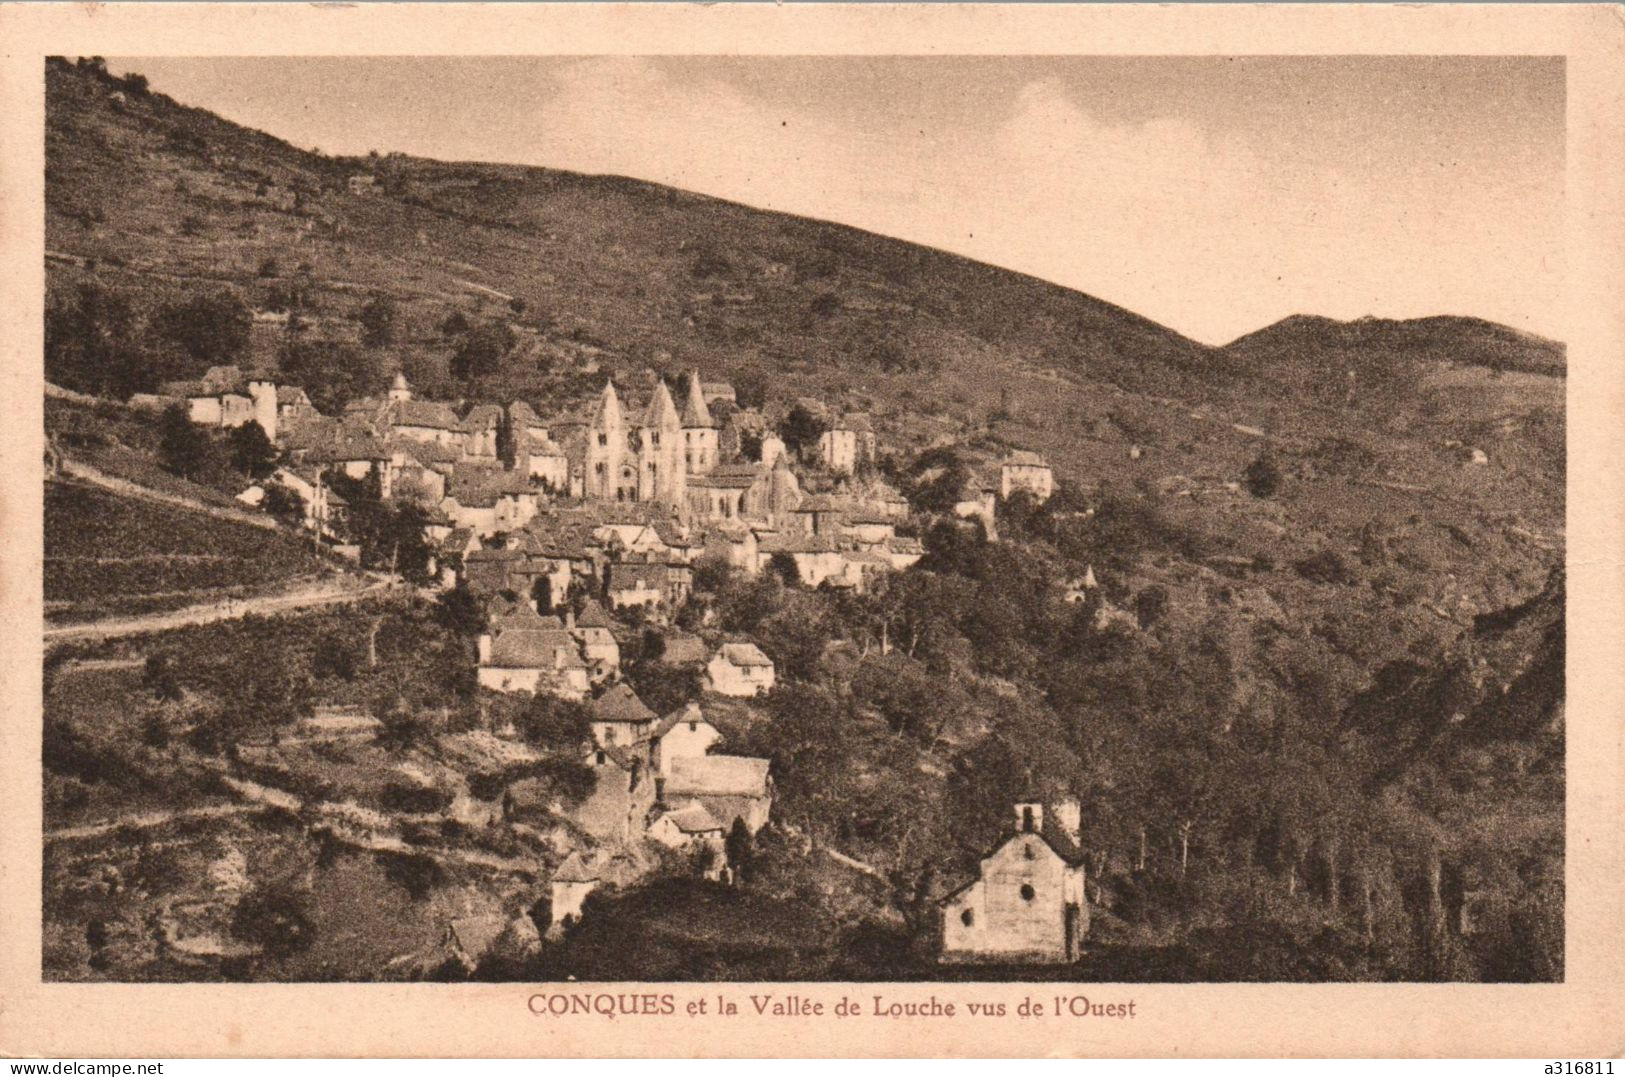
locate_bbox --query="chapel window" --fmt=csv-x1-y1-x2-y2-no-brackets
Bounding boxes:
1020,884,1036,902
960,909,974,927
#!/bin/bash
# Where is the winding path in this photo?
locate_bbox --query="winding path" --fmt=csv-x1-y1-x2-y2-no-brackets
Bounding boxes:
44,576,397,643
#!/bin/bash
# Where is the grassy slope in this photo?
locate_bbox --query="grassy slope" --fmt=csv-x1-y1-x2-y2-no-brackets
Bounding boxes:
45,481,326,621
41,61,1567,980
43,58,1567,713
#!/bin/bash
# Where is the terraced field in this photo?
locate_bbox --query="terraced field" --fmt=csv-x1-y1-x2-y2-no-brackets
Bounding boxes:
45,481,326,622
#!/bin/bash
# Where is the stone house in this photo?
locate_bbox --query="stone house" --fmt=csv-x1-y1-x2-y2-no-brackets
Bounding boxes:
661,754,773,835
169,365,281,440
568,599,620,680
704,642,776,697
588,683,657,752
1000,450,1055,503
606,559,668,611
476,608,590,698
647,801,725,852
817,425,859,475
760,534,847,589
649,702,721,776
545,848,644,936
939,800,1089,965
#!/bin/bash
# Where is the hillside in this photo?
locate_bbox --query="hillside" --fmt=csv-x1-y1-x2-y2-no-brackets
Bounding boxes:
1225,314,1564,376
44,58,1218,415
41,58,1568,984
43,56,1566,551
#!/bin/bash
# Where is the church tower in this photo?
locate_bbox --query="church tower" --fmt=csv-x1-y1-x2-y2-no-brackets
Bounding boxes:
680,371,718,476
638,379,685,508
388,371,412,403
586,381,626,501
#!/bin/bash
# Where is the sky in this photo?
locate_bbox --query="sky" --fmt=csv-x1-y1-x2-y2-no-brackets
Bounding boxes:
107,56,1564,345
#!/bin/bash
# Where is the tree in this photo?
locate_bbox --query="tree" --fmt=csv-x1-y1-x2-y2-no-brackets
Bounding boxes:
262,483,305,526
321,472,430,578
434,584,485,636
779,404,828,460
731,369,769,411
1134,585,1170,630
151,291,252,367
725,818,755,883
230,880,316,958
156,404,224,480
228,420,279,479
359,295,398,349
44,283,161,398
1244,453,1284,498
280,339,385,415
440,310,471,338
517,695,593,755
907,447,972,515
142,653,183,703
766,551,801,587
450,319,516,382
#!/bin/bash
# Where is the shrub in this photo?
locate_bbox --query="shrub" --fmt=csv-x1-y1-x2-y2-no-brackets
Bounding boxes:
231,881,316,957
1244,454,1284,498
1294,549,1353,585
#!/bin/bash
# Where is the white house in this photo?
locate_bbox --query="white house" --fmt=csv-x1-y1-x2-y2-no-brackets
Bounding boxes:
705,642,776,697
939,800,1088,964
662,754,773,835
817,425,859,475
568,599,620,680
647,800,725,851
650,702,722,777
476,610,590,698
588,683,657,751
1000,450,1055,503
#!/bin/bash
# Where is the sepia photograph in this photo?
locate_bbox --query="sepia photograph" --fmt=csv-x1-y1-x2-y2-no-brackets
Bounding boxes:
34,49,1573,989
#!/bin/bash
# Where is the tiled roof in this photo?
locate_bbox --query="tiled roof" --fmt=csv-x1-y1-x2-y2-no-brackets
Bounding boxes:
658,632,709,666
553,850,601,884
574,598,614,630
795,494,848,513
607,561,668,591
659,801,723,835
390,399,460,430
458,403,505,432
716,642,773,668
1004,449,1049,468
759,533,838,555
835,413,874,434
591,683,656,725
681,374,716,429
651,701,710,740
666,755,770,798
487,626,584,670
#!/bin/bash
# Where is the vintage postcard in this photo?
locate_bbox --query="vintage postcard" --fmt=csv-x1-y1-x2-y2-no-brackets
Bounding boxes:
0,1,1621,1059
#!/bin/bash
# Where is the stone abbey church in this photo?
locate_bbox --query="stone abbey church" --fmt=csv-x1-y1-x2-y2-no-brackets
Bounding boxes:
581,375,717,508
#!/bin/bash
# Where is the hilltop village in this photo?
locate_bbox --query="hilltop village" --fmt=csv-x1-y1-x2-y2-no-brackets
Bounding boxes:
42,59,1566,984
155,361,1055,656
102,359,1073,967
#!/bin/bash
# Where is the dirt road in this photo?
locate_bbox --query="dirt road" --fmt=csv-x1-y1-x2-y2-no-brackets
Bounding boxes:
55,457,281,532
44,576,398,643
